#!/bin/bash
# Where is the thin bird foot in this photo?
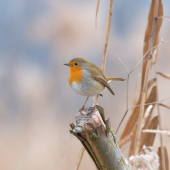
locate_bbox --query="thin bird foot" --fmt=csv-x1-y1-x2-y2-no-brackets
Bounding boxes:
79,106,85,112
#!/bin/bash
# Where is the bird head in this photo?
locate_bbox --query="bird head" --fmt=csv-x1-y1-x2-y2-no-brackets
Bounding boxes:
64,58,89,71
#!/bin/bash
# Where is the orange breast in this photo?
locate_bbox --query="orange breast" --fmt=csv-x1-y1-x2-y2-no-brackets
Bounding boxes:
69,67,84,85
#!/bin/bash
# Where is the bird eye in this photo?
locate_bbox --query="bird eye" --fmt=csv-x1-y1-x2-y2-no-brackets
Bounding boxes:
74,62,78,66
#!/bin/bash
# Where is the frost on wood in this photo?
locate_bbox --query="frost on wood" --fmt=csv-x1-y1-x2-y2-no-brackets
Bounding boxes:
129,146,159,170
70,106,130,170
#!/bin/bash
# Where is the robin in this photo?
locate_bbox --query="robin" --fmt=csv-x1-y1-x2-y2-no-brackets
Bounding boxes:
64,58,125,109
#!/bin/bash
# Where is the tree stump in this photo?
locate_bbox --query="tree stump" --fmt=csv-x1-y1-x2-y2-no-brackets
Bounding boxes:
70,106,130,170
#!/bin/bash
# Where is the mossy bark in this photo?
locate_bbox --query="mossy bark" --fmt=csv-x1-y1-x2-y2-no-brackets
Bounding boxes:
70,106,130,170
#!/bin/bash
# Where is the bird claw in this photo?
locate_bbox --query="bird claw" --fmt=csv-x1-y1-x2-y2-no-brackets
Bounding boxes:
79,106,85,112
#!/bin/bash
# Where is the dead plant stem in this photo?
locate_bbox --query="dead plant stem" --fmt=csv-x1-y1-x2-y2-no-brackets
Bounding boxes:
153,2,165,169
101,0,113,72
134,57,152,155
93,0,113,106
134,0,161,155
74,147,85,170
76,1,114,169
116,41,165,134
95,0,100,29
154,53,165,170
128,96,170,110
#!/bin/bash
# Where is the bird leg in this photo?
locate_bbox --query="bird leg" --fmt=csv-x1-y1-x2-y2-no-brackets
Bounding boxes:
81,97,89,110
93,94,103,108
80,94,103,111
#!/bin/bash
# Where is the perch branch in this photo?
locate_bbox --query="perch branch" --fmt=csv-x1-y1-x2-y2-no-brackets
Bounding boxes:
70,107,130,170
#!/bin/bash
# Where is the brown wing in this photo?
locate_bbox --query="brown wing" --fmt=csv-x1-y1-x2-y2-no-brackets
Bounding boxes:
92,76,115,95
84,65,115,95
85,63,106,78
106,77,125,81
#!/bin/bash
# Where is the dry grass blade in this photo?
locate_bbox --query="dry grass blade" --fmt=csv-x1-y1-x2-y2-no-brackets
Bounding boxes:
128,89,156,157
163,147,169,170
141,0,163,88
95,0,100,29
139,116,158,152
142,129,170,137
159,103,170,110
101,0,113,72
147,84,157,103
157,72,170,79
120,85,156,141
142,105,153,128
143,86,156,129
75,147,85,170
158,147,169,170
132,42,163,73
118,133,133,148
129,96,170,110
153,2,165,167
133,74,141,106
157,15,170,21
134,59,154,155
117,42,162,135
134,59,153,155
134,0,163,156
129,86,156,157
119,97,140,140
148,78,156,89
128,127,137,157
152,48,158,64
119,105,140,140
118,58,129,73
93,0,113,106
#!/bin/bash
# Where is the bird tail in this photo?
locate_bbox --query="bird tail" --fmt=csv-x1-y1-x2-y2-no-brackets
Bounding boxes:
106,77,125,82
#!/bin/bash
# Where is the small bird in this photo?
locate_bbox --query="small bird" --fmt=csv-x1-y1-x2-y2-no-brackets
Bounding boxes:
64,58,125,109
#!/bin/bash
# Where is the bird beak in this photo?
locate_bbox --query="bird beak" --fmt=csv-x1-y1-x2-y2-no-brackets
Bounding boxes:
64,63,71,66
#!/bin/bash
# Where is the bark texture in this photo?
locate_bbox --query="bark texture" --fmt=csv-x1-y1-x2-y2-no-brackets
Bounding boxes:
70,106,130,170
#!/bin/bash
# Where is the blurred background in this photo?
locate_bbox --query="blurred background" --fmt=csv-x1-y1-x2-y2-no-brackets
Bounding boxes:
0,0,170,169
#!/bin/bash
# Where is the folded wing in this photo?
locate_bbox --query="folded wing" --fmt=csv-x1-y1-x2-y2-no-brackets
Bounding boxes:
92,76,115,95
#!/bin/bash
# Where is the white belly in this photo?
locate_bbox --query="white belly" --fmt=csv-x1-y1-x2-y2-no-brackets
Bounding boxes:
71,80,104,97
